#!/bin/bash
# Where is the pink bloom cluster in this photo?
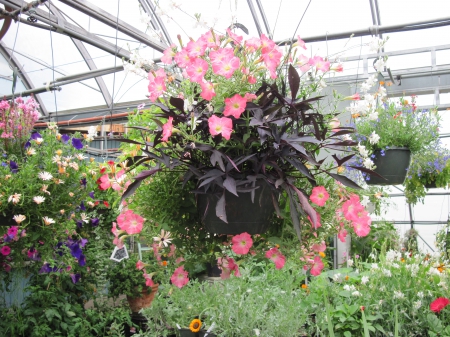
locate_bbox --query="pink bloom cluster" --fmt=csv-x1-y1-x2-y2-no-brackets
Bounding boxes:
337,194,371,238
116,210,144,235
153,30,285,141
0,97,40,141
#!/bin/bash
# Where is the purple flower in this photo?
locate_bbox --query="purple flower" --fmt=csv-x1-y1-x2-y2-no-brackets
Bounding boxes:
1,162,7,167
39,263,60,274
71,137,83,150
78,254,86,267
137,103,145,110
30,132,42,140
70,244,82,259
24,141,31,149
79,201,86,211
80,178,87,188
70,273,81,284
91,218,99,227
89,191,95,199
61,134,70,144
76,220,83,229
80,238,88,248
9,161,18,174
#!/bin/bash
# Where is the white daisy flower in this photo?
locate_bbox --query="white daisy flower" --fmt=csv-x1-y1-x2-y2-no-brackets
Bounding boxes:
33,196,46,204
42,216,55,225
38,172,53,181
8,193,21,204
13,214,26,224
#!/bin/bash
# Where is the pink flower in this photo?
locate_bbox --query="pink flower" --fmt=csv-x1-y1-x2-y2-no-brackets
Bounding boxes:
185,39,207,58
116,210,144,235
212,55,240,79
186,58,209,83
136,260,146,270
295,36,307,50
174,48,193,68
297,54,311,72
148,77,166,102
244,37,261,52
343,93,360,101
260,34,275,52
262,46,283,78
170,266,189,288
231,232,253,255
430,297,450,313
7,226,18,238
244,93,258,102
218,257,240,279
200,81,216,101
210,48,235,65
307,212,322,229
311,241,326,253
223,94,247,119
309,55,330,72
226,28,243,45
353,222,371,237
96,174,111,190
265,247,286,269
161,44,177,64
310,186,329,206
338,225,348,243
161,117,173,142
329,118,341,131
143,272,155,287
1,246,11,256
310,256,324,276
208,115,233,140
199,31,220,48
342,195,364,221
331,63,344,72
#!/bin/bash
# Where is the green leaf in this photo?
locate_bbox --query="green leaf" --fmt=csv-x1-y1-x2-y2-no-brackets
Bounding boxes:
344,331,352,337
66,311,76,317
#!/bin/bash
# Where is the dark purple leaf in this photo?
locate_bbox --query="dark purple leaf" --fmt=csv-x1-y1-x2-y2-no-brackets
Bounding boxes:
288,64,300,100
169,97,185,112
332,154,355,167
121,179,143,202
349,165,385,179
210,151,225,171
327,172,362,189
291,184,319,228
215,192,227,224
223,177,238,196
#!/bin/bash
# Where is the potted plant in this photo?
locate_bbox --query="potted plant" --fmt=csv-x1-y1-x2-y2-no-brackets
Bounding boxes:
0,100,98,272
403,142,450,204
349,93,441,185
119,28,368,240
142,260,311,337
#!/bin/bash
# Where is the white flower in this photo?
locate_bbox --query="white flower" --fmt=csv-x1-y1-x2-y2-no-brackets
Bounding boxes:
69,162,79,171
33,196,45,204
333,273,342,282
41,184,51,195
86,126,98,142
392,263,400,269
369,131,380,145
357,143,369,157
371,263,379,270
38,171,53,181
382,268,392,277
42,216,55,225
368,111,379,120
413,300,422,310
8,193,21,204
26,148,36,156
13,214,26,224
374,57,387,71
81,213,90,223
76,153,87,161
347,259,354,267
52,155,61,164
386,250,401,262
344,285,356,291
352,291,361,297
153,229,173,247
417,291,424,299
342,134,352,141
253,329,260,336
361,276,369,285
363,157,375,170
360,195,370,207
378,85,387,98
34,137,44,145
393,291,405,299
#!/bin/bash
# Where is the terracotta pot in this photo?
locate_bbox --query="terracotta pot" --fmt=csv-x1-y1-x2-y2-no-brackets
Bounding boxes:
126,284,159,313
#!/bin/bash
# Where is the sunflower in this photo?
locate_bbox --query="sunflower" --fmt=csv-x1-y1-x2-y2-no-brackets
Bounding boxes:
189,319,202,333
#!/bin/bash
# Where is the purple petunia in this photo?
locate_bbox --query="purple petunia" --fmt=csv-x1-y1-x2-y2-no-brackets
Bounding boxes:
70,273,81,284
89,191,95,199
91,218,99,227
78,254,86,267
71,138,83,150
30,132,42,140
9,161,18,173
80,178,87,188
61,134,70,144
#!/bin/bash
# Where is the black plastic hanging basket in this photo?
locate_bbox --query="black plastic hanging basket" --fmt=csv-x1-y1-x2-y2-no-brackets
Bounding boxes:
197,180,275,235
366,147,411,186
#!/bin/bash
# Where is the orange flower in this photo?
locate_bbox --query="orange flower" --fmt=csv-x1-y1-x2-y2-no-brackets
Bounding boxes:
319,252,326,258
189,319,202,333
162,261,168,267
301,284,308,289
345,275,349,281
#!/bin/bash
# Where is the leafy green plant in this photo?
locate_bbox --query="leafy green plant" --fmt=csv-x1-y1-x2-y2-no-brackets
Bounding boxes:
404,142,450,204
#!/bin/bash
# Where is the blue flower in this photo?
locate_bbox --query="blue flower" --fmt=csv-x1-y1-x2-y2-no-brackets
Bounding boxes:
62,134,70,144
70,244,82,259
91,218,99,227
78,254,86,267
30,132,42,140
9,161,18,173
89,191,95,199
71,138,83,150
70,273,81,284
79,201,86,211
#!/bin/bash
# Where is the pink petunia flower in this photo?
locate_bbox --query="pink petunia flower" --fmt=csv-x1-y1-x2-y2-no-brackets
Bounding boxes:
295,35,307,50
338,224,348,243
199,31,220,48
297,54,311,72
161,117,173,142
1,246,11,256
265,247,286,269
7,226,18,238
116,210,144,235
244,37,261,53
226,28,243,45
208,115,233,140
136,260,146,270
430,297,450,313
186,58,209,83
342,195,364,221
353,222,371,237
161,44,177,64
217,256,240,279
309,55,330,72
212,56,240,79
185,39,207,58
174,48,193,68
231,232,253,255
311,241,326,253
309,186,329,206
200,81,216,101
170,266,189,288
223,94,247,119
310,256,324,276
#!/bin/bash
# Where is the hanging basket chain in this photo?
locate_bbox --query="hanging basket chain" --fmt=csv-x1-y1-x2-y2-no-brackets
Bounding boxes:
0,0,48,22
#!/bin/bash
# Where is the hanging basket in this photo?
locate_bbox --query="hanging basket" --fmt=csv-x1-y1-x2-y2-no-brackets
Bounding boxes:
197,180,274,235
425,181,437,189
366,147,411,186
126,284,159,313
